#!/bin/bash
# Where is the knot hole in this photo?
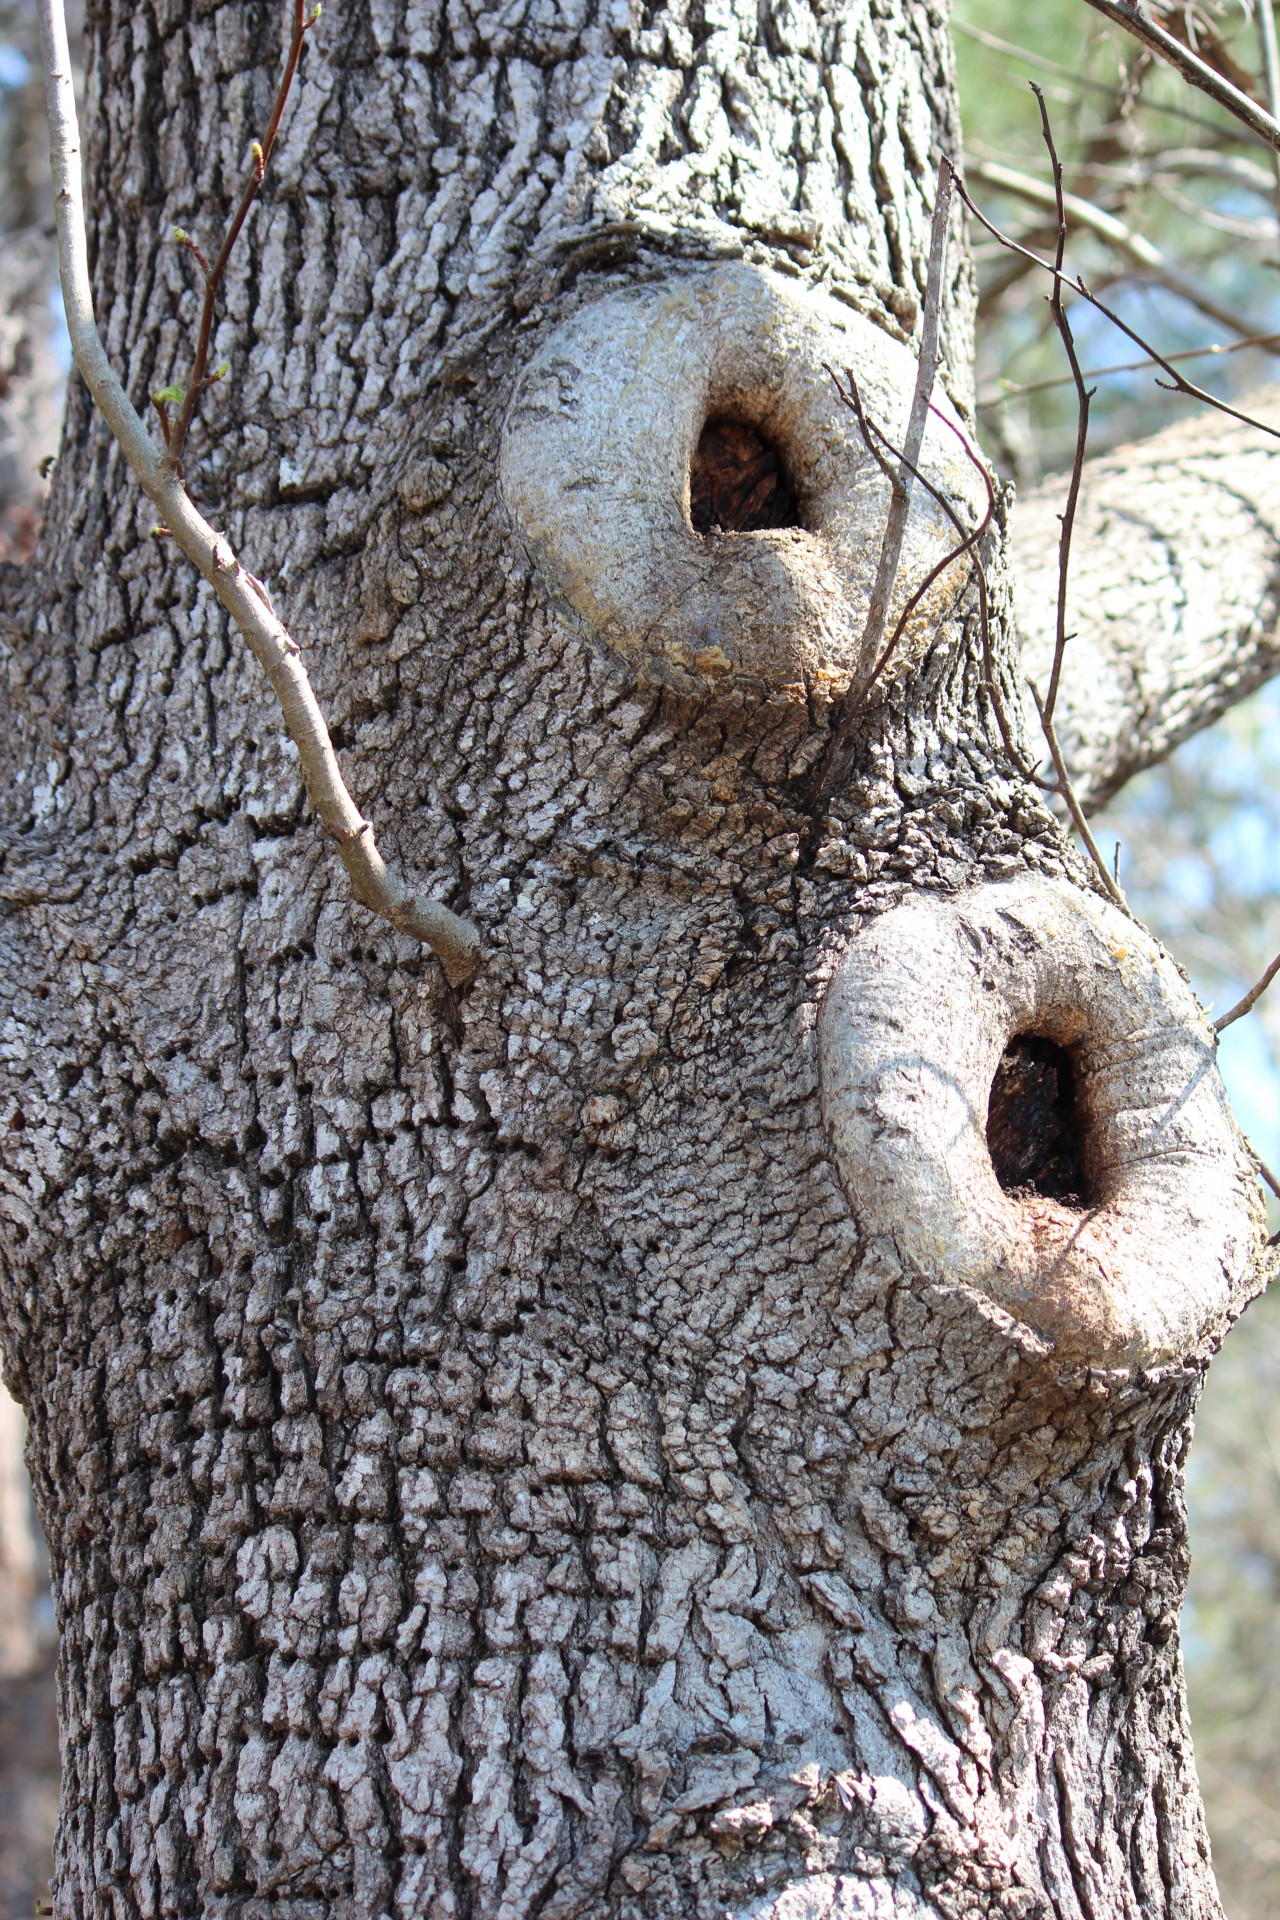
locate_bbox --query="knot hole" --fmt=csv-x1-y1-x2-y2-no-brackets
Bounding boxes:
690,416,801,534
987,1035,1086,1206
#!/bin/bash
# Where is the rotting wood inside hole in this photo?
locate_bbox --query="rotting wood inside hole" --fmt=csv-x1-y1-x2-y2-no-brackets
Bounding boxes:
689,416,801,534
986,1034,1086,1206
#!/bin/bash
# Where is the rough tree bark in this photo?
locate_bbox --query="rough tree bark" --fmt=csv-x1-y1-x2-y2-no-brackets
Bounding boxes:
0,0,1276,1916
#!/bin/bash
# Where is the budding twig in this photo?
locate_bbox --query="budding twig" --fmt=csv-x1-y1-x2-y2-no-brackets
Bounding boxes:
37,0,481,984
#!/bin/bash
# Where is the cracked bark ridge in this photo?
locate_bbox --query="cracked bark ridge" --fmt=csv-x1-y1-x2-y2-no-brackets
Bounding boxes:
0,0,1268,1913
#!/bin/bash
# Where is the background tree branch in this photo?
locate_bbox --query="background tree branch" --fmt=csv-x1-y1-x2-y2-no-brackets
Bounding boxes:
1012,384,1280,810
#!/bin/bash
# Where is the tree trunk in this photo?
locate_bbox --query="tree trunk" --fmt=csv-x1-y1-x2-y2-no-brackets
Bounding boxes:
0,1,1271,1916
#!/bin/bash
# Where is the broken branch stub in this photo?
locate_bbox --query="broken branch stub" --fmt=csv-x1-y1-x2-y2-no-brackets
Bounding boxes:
818,877,1265,1369
500,264,988,705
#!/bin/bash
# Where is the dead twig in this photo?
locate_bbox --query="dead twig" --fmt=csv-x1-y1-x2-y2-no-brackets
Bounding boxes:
160,0,319,469
37,0,481,983
1079,0,1280,156
1214,949,1280,1031
947,158,1280,443
857,159,954,687
1031,83,1093,735
967,153,1264,339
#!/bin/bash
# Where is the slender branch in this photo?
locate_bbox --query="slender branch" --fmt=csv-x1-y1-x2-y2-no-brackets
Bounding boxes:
1214,950,1280,1032
1140,147,1278,195
164,0,316,469
967,153,1263,340
1079,0,1280,154
857,160,954,682
1031,83,1093,733
1254,1151,1280,1203
954,16,1240,135
37,0,481,984
1257,0,1280,227
947,159,1280,444
810,372,1037,800
1028,681,1128,906
840,381,995,696
1150,174,1276,240
978,326,1280,407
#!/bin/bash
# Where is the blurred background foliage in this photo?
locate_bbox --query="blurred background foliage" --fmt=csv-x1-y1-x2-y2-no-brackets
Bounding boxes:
955,3,1280,1913
2,0,1280,1914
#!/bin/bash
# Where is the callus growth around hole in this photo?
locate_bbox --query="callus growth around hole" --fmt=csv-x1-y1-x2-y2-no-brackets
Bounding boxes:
818,877,1264,1367
499,264,988,697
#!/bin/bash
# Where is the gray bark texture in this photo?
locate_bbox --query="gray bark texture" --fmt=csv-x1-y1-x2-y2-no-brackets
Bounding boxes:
0,0,1275,1915
1012,388,1280,814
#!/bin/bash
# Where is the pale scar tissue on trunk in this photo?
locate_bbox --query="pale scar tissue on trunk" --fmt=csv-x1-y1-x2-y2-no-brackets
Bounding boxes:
0,0,1274,1917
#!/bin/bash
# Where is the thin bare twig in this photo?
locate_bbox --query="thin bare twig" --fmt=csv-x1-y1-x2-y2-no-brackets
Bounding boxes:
820,372,1037,786
1031,84,1093,734
37,0,481,983
1079,0,1280,155
1257,0,1280,226
954,16,1237,135
1028,681,1128,905
857,160,954,683
977,326,1280,407
1214,949,1280,1031
967,153,1264,339
162,0,317,468
839,379,991,679
1254,1151,1280,1203
1136,147,1278,194
984,91,1126,911
947,159,1280,443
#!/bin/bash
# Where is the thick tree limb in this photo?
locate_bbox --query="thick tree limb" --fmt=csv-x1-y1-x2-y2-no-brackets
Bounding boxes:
1012,385,1280,810
37,0,480,983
